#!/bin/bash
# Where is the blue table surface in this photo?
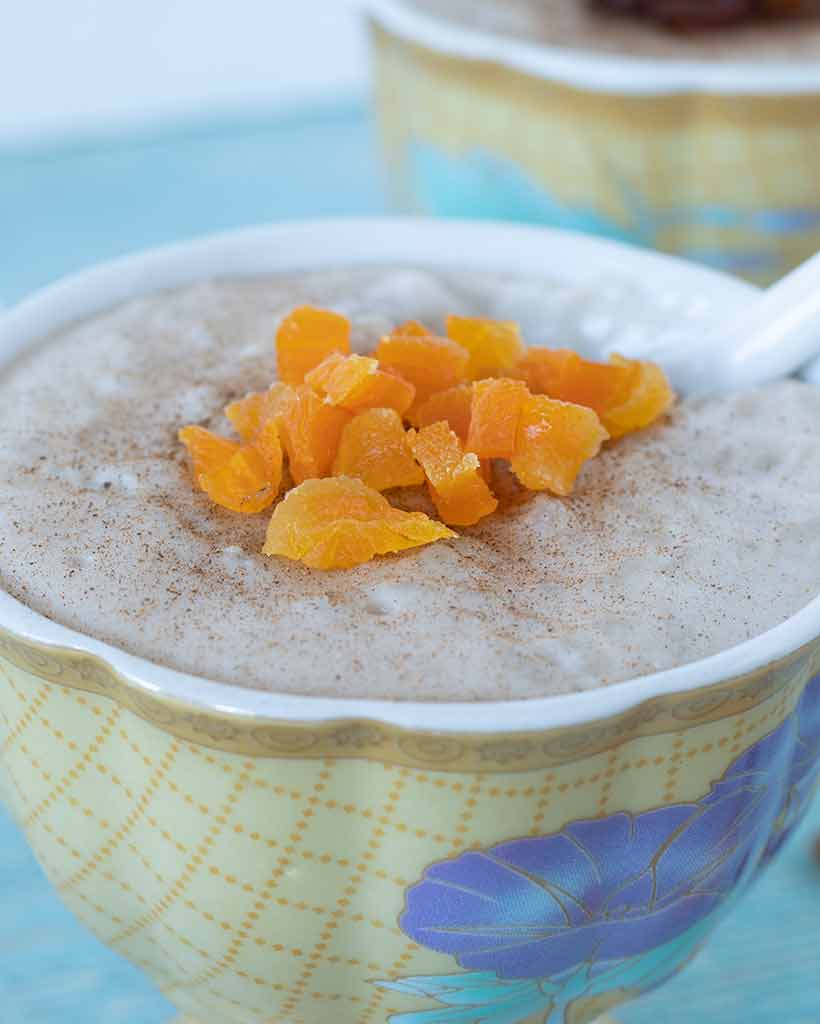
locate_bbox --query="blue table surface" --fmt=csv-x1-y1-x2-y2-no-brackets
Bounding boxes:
1,100,819,1024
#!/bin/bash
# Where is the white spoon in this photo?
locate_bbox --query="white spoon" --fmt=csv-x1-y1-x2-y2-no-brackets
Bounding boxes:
660,250,820,394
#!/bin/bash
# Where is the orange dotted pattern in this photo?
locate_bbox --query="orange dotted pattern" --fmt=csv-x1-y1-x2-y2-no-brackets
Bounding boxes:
0,652,810,1024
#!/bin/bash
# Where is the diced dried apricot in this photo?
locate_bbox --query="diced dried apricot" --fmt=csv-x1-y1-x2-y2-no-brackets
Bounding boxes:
365,368,417,415
428,466,498,528
178,425,238,477
276,306,351,385
224,390,285,492
252,418,284,488
414,384,473,441
305,353,415,416
512,347,572,394
274,385,351,484
515,349,674,438
515,348,637,416
601,355,675,439
466,378,529,459
181,303,671,570
199,449,276,515
394,320,432,337
333,408,424,492
179,426,278,514
446,316,525,380
264,382,297,420
305,352,364,394
408,421,498,526
511,396,609,496
375,334,469,410
225,391,269,441
262,477,455,570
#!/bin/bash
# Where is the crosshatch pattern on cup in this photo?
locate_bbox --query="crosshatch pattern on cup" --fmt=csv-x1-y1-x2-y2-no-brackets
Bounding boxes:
1,646,818,1024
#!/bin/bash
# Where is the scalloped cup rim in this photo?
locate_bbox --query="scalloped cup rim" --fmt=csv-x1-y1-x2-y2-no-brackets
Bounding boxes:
1,216,818,736
365,0,820,96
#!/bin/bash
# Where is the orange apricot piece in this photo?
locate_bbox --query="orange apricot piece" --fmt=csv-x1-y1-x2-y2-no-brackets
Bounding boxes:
227,385,295,442
364,368,417,415
375,333,469,410
510,396,608,496
252,417,284,488
198,448,277,515
394,319,432,337
414,384,473,441
178,426,278,514
333,408,424,492
515,349,674,438
305,352,364,395
466,377,529,459
305,353,415,416
274,385,351,484
408,421,498,527
224,390,285,489
225,389,282,442
262,476,455,570
178,425,239,478
600,355,675,439
446,316,525,380
512,347,572,395
275,306,351,385
515,348,637,417
264,381,297,420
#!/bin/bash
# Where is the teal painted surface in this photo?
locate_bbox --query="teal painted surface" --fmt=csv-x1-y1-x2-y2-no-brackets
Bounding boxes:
1,800,818,1022
0,102,819,1022
0,804,174,1023
0,101,386,307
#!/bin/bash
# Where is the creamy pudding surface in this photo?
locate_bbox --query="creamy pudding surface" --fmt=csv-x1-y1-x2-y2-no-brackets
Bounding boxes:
404,0,820,60
1,267,819,701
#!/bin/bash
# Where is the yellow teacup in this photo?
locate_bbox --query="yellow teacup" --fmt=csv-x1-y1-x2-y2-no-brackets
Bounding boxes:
1,220,819,1024
367,0,820,285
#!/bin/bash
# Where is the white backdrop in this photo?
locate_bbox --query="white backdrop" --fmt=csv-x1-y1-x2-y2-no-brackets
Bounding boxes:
0,0,369,144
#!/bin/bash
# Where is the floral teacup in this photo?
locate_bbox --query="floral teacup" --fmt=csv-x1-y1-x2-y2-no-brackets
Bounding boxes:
0,219,818,1024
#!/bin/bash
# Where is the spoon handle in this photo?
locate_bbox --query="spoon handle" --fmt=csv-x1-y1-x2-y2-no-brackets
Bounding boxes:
712,250,820,389
673,250,820,394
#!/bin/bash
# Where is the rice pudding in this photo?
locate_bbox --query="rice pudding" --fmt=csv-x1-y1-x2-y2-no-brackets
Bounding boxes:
0,267,818,701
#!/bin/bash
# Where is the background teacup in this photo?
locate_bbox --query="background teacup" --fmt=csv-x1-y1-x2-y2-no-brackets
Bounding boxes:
367,0,820,286
0,220,819,1024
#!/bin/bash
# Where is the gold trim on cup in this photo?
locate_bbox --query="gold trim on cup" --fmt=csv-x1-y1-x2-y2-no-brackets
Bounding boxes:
1,625,817,773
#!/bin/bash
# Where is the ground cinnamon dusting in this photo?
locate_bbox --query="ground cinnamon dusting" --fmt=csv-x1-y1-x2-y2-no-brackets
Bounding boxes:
0,269,818,701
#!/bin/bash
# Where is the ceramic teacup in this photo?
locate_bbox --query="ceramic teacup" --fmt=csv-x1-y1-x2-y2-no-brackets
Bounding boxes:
0,219,818,1024
367,0,820,285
